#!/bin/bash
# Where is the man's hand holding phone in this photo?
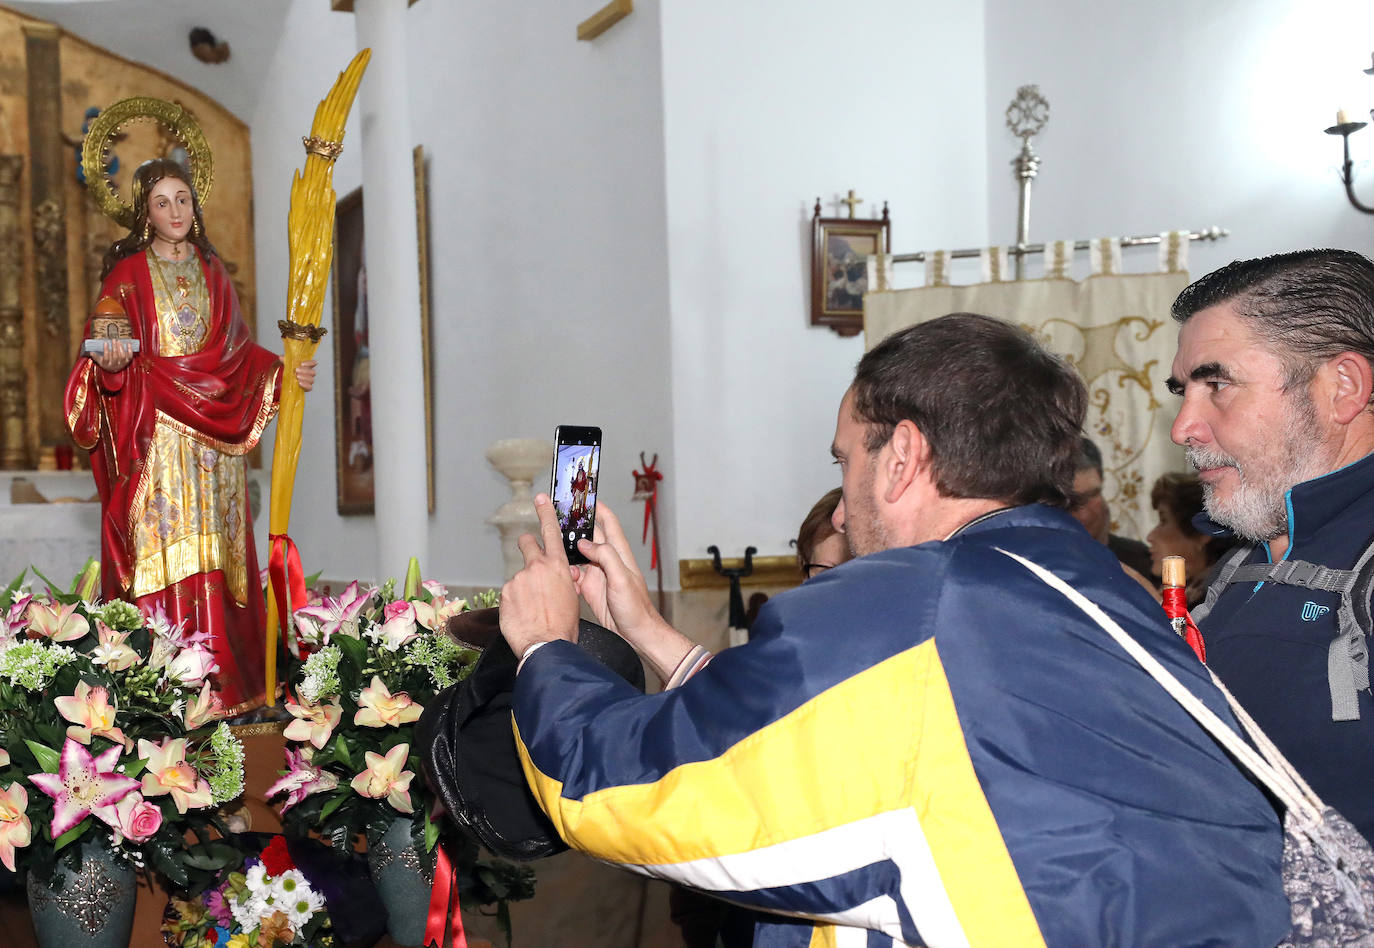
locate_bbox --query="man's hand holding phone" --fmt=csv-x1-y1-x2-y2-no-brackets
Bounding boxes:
498,493,581,658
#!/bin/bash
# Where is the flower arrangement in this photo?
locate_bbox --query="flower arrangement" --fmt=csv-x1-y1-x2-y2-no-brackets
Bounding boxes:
269,563,487,846
270,563,535,936
0,563,246,889
162,836,333,948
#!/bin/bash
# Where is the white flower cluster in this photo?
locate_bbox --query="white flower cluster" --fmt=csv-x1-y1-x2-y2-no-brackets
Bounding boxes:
229,864,327,934
297,645,342,704
0,641,76,690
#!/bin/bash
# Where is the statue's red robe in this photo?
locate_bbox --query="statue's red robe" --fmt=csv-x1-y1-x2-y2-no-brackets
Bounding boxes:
65,249,282,713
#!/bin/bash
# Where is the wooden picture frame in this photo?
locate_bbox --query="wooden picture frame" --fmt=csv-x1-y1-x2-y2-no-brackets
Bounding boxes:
331,145,435,515
810,200,890,337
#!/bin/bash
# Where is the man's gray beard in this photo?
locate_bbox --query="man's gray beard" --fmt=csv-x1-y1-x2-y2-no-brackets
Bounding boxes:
1186,391,1320,543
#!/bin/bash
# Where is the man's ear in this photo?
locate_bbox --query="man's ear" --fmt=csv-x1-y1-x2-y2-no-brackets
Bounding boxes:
880,419,928,503
1325,351,1374,425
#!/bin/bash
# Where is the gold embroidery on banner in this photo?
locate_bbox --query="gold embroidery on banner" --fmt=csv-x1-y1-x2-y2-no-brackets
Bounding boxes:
1165,232,1181,273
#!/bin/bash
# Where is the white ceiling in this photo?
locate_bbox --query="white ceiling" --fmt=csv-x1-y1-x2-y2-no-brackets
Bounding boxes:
4,0,295,121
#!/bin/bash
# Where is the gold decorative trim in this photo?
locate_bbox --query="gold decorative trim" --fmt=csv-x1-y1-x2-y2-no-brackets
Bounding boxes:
278,318,328,342
82,97,214,228
302,136,344,160
227,720,287,739
66,359,94,432
678,555,802,591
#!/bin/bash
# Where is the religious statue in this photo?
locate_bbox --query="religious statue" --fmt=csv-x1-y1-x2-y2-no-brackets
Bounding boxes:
570,459,590,523
66,109,316,717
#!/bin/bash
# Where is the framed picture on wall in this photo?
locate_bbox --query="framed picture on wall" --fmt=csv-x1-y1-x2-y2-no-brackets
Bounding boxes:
331,145,435,515
809,200,891,337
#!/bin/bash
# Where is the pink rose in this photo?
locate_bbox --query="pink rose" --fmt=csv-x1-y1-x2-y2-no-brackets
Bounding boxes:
166,645,218,686
94,791,163,844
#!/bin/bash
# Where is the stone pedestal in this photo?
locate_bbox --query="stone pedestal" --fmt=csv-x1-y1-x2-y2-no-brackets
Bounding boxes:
486,438,548,581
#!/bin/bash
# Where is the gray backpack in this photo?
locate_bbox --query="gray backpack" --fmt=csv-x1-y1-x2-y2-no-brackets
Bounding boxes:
1193,541,1374,721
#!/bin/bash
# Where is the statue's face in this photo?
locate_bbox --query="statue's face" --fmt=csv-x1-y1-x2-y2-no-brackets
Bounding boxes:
146,177,193,243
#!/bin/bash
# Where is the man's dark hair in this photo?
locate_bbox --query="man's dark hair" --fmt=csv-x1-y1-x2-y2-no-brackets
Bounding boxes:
851,313,1087,508
1171,249,1374,387
1076,436,1103,476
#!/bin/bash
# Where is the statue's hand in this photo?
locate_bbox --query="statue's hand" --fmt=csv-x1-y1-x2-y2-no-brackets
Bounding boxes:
294,359,318,392
90,338,134,373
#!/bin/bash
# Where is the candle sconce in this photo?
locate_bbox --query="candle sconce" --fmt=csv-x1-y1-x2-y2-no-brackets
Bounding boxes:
1325,52,1374,215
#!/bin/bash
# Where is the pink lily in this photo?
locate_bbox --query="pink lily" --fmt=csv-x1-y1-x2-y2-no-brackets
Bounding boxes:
293,581,373,646
349,743,415,814
89,620,139,672
265,747,339,814
138,738,212,813
374,601,420,651
421,580,448,599
28,739,139,838
54,680,130,749
26,601,89,643
0,594,32,643
0,782,31,871
0,748,8,767
183,681,225,730
282,693,342,750
354,676,424,728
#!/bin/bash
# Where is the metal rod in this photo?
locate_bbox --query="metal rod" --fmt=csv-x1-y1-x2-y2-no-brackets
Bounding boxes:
890,227,1229,265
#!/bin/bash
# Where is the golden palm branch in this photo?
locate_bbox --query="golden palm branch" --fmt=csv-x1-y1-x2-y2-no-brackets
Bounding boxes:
265,49,371,703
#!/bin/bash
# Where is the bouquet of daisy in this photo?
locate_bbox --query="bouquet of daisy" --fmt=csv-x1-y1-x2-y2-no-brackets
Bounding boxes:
162,835,332,948
0,563,246,890
269,561,490,847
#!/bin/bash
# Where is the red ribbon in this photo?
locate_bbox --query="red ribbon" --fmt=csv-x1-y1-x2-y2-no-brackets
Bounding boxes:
1162,586,1206,663
424,843,467,948
633,458,663,570
267,533,308,660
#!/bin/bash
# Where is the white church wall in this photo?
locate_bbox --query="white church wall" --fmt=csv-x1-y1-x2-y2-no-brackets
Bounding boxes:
983,0,1374,283
658,0,991,563
251,0,674,589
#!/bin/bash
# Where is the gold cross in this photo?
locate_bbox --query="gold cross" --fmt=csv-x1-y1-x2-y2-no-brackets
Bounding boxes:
841,189,863,219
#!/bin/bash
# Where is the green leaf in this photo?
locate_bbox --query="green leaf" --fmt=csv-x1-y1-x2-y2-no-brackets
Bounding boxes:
0,568,26,610
30,566,81,605
320,791,347,822
51,819,90,853
122,757,148,779
183,841,240,871
333,735,353,768
424,807,438,852
25,740,60,773
335,633,367,671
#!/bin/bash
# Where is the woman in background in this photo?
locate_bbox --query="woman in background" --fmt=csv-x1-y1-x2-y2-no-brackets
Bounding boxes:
1146,471,1233,607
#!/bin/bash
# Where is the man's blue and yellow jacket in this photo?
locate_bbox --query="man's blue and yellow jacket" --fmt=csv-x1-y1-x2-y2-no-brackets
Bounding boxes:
512,505,1290,947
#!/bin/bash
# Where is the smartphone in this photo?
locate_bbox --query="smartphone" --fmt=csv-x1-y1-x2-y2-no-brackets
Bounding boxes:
550,425,602,564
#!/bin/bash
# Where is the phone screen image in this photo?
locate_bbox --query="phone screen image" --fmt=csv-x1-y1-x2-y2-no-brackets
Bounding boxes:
551,437,600,561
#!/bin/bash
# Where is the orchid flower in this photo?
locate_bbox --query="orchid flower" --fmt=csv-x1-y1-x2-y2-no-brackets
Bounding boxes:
26,601,89,643
0,749,8,767
54,680,130,749
293,581,373,646
89,620,139,672
28,739,139,837
421,579,448,599
349,743,415,814
354,676,423,728
0,782,31,871
282,693,342,750
138,737,213,813
372,601,420,651
183,681,225,730
265,747,339,814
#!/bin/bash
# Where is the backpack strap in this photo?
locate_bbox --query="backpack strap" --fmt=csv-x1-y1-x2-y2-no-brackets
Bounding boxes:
1192,542,1374,722
1190,542,1255,626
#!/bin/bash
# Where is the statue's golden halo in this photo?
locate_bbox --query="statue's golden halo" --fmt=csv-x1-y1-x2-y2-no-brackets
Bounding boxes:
81,97,214,230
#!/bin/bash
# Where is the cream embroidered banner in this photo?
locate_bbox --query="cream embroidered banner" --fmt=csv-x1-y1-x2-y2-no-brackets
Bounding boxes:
863,272,1189,540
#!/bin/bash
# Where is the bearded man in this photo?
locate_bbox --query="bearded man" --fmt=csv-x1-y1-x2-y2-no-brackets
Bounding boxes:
497,313,1288,946
1167,248,1374,841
